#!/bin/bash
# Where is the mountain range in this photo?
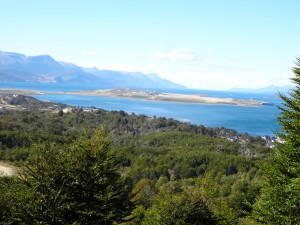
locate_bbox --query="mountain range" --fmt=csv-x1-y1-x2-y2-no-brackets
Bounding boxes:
0,51,185,89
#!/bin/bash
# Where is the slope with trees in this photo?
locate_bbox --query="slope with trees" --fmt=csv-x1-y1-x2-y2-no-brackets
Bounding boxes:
253,58,300,223
0,88,279,224
0,130,134,224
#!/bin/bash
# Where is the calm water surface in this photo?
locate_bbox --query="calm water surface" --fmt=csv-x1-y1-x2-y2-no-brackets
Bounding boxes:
0,82,281,136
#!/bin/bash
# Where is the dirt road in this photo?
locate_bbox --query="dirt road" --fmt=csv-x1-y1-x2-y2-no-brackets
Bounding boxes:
0,162,15,176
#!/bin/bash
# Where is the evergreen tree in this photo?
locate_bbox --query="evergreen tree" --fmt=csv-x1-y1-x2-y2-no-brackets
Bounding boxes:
14,129,135,225
253,58,300,224
141,189,217,225
0,176,17,224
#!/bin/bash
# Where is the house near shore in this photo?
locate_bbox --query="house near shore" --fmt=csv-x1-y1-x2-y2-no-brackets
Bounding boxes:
77,106,96,112
63,107,73,113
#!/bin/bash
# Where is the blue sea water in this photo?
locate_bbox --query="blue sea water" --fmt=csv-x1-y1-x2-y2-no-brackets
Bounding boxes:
0,82,282,136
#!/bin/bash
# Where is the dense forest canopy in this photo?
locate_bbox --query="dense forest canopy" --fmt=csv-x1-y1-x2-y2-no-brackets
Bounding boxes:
0,98,269,224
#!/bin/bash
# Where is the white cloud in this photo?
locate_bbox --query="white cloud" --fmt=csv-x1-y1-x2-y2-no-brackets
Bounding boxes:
152,48,195,61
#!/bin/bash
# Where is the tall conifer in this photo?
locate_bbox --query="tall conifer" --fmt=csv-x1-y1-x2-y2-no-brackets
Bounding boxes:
253,58,300,224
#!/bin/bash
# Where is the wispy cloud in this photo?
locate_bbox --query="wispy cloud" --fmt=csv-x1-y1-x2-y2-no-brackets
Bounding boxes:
152,48,195,61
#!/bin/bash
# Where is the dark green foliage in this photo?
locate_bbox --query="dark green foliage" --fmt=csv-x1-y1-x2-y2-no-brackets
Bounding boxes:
142,189,217,225
139,173,241,225
0,102,270,224
1,130,134,225
253,58,300,223
119,132,257,184
0,176,17,223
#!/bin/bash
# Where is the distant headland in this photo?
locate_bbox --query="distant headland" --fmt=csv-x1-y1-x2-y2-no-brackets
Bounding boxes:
0,88,265,107
68,88,265,107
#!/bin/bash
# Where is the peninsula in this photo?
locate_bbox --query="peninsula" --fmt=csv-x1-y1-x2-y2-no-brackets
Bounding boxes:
0,88,265,107
69,88,264,107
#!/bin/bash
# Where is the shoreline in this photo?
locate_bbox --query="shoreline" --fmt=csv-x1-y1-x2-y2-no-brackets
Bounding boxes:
0,88,264,107
0,88,44,95
67,88,264,107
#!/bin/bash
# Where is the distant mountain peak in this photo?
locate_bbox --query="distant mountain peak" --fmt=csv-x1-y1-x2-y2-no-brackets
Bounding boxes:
0,50,185,89
26,54,57,63
0,51,26,65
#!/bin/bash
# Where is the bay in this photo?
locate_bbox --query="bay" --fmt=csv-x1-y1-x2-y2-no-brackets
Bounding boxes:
0,82,282,136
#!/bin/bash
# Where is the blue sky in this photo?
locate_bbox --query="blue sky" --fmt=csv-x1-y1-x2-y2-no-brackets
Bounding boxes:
1,0,299,90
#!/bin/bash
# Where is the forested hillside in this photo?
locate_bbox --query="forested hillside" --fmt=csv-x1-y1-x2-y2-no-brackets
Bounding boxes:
0,100,271,224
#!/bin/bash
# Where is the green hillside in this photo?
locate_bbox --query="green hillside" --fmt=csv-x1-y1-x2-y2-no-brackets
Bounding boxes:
0,101,271,224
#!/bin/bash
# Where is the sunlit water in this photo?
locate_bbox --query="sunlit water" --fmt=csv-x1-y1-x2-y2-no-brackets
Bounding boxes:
0,82,282,136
